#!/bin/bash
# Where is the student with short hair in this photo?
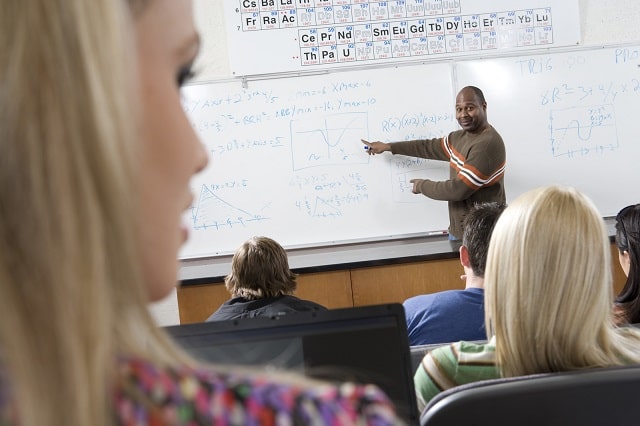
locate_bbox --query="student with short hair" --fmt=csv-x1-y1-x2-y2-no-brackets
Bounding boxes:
207,236,327,320
403,202,505,346
614,203,640,325
414,186,640,411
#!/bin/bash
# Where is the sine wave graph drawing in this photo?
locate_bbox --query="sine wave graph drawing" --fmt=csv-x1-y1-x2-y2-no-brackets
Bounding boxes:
290,112,369,170
550,104,619,158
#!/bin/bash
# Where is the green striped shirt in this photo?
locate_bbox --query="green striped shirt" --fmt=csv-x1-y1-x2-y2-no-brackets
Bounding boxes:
414,338,498,411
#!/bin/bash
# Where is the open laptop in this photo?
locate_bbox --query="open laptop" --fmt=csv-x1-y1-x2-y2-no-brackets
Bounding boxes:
165,303,419,424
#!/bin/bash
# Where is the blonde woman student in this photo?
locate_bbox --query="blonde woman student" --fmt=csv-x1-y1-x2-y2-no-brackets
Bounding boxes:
0,0,401,424
414,186,640,411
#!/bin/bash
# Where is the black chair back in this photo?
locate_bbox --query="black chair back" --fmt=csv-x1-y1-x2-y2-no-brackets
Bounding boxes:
420,364,640,426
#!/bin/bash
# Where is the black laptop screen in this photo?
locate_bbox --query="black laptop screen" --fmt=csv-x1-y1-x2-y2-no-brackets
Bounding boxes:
165,304,419,424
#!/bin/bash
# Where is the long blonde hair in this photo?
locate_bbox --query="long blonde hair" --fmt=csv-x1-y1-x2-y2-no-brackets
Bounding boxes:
0,1,191,424
484,186,640,377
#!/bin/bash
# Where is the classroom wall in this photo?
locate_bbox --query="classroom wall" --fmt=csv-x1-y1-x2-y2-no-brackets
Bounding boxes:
151,0,640,326
177,243,629,324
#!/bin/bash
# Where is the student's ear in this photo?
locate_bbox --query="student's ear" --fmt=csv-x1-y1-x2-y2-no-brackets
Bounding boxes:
619,250,631,277
459,245,471,268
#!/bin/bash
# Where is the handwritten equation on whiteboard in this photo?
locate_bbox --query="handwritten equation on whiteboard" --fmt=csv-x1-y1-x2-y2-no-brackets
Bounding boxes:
516,48,640,159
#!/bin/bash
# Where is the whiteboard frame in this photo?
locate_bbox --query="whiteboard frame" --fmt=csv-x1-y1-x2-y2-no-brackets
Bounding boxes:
179,40,637,265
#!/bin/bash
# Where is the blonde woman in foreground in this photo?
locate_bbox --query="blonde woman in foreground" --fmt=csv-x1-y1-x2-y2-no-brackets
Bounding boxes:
0,0,401,424
414,186,640,411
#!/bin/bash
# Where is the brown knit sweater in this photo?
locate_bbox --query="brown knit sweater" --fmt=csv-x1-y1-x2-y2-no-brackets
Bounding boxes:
390,125,506,238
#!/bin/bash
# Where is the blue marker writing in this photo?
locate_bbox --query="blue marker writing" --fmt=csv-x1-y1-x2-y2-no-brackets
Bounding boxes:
363,145,370,150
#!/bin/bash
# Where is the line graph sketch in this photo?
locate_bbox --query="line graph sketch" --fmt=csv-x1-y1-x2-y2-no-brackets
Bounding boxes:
290,112,369,170
550,104,619,158
190,184,268,231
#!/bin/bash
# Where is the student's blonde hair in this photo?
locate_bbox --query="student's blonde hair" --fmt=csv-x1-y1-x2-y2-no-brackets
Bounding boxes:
0,1,189,425
1,2,346,425
484,186,640,378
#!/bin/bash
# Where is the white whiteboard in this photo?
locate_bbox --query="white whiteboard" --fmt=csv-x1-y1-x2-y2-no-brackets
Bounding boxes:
180,63,454,259
454,44,640,217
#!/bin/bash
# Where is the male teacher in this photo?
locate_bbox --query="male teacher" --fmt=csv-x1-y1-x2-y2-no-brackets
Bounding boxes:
362,86,506,241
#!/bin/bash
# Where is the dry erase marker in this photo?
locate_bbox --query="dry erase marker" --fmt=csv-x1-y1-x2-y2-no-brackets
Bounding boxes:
363,145,370,150
427,231,448,236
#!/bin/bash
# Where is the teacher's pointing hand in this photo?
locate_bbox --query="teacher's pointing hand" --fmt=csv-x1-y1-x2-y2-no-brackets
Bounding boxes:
361,139,391,155
410,178,425,194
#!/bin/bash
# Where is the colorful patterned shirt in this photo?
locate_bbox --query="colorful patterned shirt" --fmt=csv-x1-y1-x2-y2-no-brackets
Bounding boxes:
413,338,498,412
115,355,402,425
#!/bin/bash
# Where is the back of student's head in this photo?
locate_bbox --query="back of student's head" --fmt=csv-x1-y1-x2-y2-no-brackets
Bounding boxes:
485,186,640,377
614,204,640,324
225,236,298,299
462,202,506,277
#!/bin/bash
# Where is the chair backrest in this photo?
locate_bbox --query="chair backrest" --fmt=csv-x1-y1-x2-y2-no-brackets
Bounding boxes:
420,364,640,426
409,344,436,373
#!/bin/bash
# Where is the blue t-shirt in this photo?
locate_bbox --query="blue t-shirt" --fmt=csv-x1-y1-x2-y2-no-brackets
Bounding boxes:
403,288,485,346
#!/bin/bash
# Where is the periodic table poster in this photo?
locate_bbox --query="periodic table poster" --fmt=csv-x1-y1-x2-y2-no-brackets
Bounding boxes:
223,0,580,75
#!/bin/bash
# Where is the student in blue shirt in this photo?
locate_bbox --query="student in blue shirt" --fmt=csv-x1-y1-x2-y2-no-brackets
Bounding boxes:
404,202,505,346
